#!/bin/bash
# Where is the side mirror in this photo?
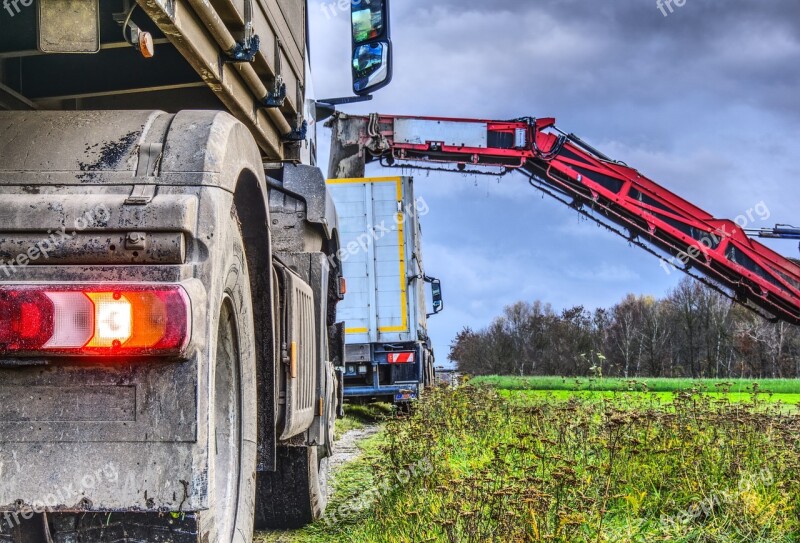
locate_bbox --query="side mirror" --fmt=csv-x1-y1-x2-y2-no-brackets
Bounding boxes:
425,276,444,317
351,0,393,96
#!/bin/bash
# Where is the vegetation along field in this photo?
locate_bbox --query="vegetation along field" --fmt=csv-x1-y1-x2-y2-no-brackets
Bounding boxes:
257,378,800,542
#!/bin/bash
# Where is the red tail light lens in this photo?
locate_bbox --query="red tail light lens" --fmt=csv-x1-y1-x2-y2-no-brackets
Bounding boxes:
0,285,190,356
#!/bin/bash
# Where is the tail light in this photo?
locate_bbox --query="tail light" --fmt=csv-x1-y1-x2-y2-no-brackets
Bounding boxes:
0,285,190,356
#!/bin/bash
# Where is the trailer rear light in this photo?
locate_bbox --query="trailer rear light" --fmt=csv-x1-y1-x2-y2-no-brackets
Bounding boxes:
0,286,189,356
387,352,415,364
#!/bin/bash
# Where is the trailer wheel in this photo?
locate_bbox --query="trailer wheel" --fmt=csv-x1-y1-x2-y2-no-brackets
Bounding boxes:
200,224,258,543
254,445,329,529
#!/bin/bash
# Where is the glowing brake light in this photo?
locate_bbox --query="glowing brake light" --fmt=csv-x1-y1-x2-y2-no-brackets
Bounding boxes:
0,286,190,356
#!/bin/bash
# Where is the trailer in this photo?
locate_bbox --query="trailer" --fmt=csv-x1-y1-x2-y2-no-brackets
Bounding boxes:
327,176,443,404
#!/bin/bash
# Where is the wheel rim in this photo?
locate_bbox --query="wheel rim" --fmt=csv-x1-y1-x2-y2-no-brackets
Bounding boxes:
214,300,242,542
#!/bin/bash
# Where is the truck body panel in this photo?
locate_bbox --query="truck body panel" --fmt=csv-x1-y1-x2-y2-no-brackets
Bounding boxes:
0,110,341,524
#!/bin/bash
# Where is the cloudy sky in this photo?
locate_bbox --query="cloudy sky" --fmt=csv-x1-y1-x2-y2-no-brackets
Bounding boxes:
308,0,800,367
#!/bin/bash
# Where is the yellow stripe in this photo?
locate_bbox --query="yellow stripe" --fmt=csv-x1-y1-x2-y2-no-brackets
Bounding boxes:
346,327,369,334
327,176,403,185
378,177,408,334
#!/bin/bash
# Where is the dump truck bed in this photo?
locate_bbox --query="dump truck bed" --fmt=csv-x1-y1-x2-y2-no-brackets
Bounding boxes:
0,0,306,159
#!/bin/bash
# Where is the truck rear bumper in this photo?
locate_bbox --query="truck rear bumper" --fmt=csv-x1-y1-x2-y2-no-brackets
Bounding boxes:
0,443,200,512
343,384,418,401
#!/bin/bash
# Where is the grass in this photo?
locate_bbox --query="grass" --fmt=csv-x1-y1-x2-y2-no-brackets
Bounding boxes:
499,389,800,407
333,402,394,439
258,379,800,542
472,375,800,395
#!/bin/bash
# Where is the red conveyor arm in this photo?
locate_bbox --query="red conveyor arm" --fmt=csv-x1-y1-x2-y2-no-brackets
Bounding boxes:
352,114,800,325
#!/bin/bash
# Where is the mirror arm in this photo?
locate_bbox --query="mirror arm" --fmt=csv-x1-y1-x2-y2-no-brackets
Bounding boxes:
318,95,374,106
315,96,374,122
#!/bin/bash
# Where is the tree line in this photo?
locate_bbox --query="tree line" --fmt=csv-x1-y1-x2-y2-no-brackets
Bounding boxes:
449,277,800,379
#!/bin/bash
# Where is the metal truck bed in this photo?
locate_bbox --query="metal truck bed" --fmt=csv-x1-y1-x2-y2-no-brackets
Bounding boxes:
0,0,306,159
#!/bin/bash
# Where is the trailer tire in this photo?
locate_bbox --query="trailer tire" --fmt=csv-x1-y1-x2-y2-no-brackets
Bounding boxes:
254,445,328,529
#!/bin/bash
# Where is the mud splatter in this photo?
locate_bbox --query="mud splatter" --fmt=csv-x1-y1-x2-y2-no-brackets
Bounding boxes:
79,131,139,172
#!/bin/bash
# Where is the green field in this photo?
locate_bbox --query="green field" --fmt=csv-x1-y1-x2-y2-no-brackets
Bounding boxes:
472,375,800,395
257,379,800,542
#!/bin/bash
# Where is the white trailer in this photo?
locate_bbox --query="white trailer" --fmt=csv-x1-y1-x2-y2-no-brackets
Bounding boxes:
327,176,443,403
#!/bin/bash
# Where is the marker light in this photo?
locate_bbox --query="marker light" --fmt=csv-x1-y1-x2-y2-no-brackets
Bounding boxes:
138,31,155,59
0,285,189,356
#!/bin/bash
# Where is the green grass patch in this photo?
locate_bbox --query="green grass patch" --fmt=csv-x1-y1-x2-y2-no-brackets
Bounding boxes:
334,402,394,439
256,383,800,542
472,375,800,395
498,388,800,407
281,384,800,542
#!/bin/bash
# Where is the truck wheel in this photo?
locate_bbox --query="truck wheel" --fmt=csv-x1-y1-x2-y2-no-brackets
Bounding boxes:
254,445,329,529
200,225,258,543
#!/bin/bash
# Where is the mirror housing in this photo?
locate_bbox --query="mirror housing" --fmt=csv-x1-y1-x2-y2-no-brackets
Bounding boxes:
351,0,393,96
425,276,444,318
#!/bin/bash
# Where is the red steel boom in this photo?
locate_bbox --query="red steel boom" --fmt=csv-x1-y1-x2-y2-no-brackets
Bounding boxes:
342,113,800,325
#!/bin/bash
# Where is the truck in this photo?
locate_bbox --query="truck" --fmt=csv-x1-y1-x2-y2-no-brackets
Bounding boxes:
0,0,397,541
326,176,443,404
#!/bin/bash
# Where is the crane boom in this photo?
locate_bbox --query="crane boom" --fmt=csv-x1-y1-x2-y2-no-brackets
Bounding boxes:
328,113,800,325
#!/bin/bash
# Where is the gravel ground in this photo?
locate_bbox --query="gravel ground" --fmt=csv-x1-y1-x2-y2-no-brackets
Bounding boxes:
325,423,381,500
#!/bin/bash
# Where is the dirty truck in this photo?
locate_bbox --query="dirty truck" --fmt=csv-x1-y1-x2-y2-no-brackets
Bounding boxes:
0,0,396,541
327,176,443,404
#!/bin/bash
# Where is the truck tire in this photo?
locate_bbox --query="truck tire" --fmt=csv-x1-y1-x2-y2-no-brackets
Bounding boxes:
254,445,328,529
200,219,259,543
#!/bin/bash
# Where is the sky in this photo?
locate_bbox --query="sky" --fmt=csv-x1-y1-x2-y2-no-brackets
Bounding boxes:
308,0,800,368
